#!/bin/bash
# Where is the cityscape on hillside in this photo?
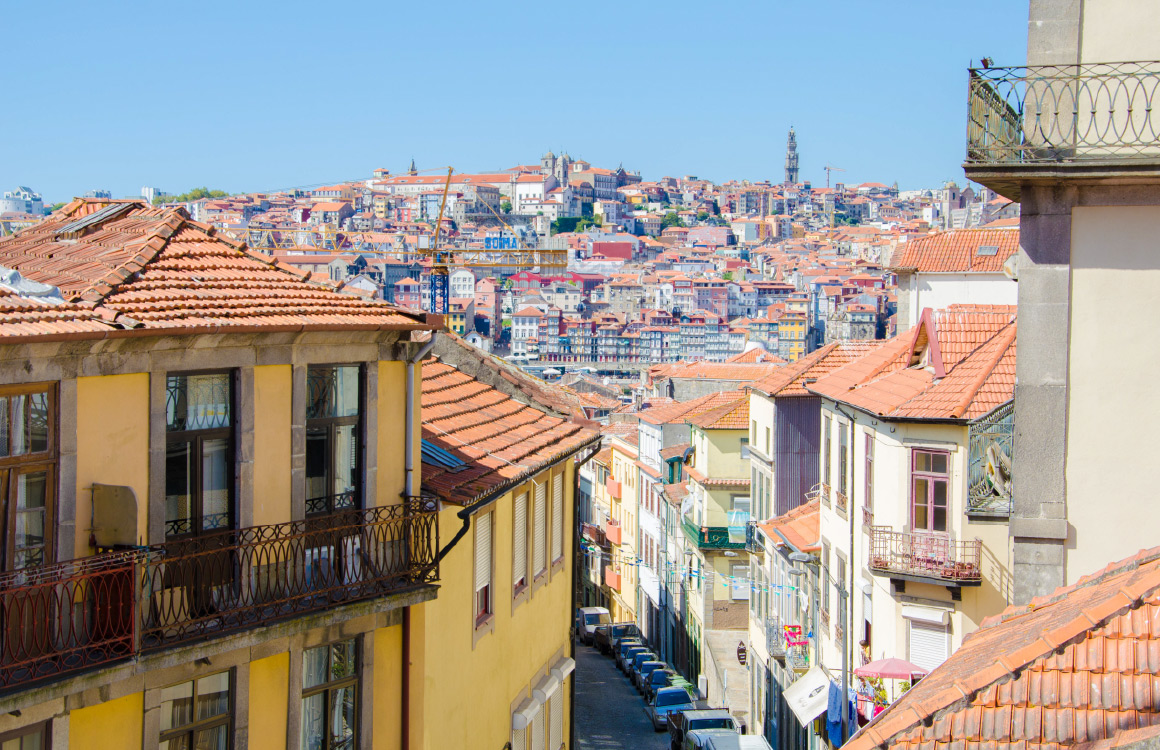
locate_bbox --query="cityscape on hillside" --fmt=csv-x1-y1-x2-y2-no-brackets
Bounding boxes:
2,2,1160,750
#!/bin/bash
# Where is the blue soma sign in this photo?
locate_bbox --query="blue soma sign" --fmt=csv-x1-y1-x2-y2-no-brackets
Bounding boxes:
484,237,520,250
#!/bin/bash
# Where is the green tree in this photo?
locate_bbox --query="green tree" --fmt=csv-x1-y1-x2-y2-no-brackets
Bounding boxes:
661,211,684,229
722,271,733,281
154,187,229,205
48,202,66,213
501,200,513,214
696,210,709,221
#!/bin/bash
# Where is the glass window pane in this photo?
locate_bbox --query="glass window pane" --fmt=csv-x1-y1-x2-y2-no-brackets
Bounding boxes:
332,686,357,748
1,737,16,750
933,506,947,532
27,392,49,453
914,451,930,473
160,679,194,732
193,724,228,750
0,396,8,457
301,693,326,750
303,645,328,689
931,453,948,475
913,478,929,529
333,367,359,418
163,737,191,750
10,395,25,455
932,480,948,507
333,424,357,499
201,438,230,530
307,366,360,420
20,730,43,750
331,639,357,680
305,427,328,510
168,374,231,431
196,672,231,720
166,442,194,535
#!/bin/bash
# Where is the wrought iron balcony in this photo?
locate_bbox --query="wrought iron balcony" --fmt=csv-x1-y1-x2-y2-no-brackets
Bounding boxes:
745,522,764,555
868,526,982,585
834,490,848,514
765,617,785,658
965,62,1160,196
0,501,439,694
681,517,745,551
786,644,811,673
581,522,609,548
968,402,1014,518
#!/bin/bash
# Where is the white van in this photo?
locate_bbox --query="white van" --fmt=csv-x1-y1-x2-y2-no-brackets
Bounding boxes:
575,606,611,644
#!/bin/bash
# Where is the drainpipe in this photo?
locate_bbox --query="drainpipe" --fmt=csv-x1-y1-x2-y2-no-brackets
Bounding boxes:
402,334,435,750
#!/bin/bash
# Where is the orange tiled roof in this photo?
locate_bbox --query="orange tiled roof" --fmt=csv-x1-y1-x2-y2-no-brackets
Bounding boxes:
638,390,748,426
750,340,884,398
420,360,599,504
0,199,434,337
889,228,1019,273
808,305,1016,421
0,286,114,337
659,442,692,461
687,393,749,430
653,360,786,383
849,547,1160,750
757,498,819,550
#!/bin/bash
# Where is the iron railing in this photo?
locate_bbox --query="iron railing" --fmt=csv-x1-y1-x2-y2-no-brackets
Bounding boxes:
968,402,1014,516
745,522,764,555
0,501,438,694
681,517,745,551
786,644,811,673
868,526,981,583
765,617,785,658
834,490,849,514
581,522,609,548
967,62,1160,164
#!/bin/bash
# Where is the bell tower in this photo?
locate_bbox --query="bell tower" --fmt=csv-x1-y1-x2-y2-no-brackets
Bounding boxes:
784,128,799,186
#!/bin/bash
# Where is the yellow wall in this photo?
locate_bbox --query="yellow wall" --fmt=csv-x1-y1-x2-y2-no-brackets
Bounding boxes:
413,462,575,750
69,692,142,750
249,653,289,750
377,360,409,506
1067,206,1160,583
252,365,292,526
76,373,150,555
374,625,403,750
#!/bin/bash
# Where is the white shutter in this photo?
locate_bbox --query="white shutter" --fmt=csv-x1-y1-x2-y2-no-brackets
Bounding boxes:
514,493,528,587
551,472,565,562
908,620,949,672
530,703,545,750
534,481,548,574
475,512,492,593
511,727,527,750
549,690,564,749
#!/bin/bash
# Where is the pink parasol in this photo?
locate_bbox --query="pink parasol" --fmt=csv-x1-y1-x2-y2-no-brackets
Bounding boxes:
854,658,929,680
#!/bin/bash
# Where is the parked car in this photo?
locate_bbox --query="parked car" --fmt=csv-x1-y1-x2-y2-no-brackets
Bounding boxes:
628,651,658,681
595,622,640,655
668,709,740,750
635,660,666,692
645,668,678,702
684,730,772,750
646,686,697,731
618,644,648,674
575,606,611,645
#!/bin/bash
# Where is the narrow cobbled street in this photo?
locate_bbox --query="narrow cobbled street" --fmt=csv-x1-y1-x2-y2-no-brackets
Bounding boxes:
573,643,670,750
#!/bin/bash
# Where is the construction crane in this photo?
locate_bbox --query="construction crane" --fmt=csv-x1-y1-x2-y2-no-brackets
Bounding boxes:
824,164,846,189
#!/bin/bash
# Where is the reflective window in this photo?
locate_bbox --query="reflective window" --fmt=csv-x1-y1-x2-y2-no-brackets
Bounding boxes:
0,385,56,571
305,366,362,516
165,373,234,538
302,640,358,750
159,671,232,750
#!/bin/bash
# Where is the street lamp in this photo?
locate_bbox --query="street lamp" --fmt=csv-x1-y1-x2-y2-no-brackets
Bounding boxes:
788,551,850,746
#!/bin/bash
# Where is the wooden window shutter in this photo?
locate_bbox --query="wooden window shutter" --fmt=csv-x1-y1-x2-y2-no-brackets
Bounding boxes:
475,512,492,593
534,480,547,574
514,493,528,587
551,472,565,562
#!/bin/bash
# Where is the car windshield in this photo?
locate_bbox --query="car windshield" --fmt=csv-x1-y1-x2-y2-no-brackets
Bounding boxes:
656,691,690,707
651,672,669,684
690,718,735,730
584,613,609,625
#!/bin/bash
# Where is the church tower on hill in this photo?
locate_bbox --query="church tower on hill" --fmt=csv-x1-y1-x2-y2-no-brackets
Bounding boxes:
784,127,799,186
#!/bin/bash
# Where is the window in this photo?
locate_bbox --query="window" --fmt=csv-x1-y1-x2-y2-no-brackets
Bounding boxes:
764,426,770,456
911,450,950,532
475,512,493,625
750,420,756,445
551,472,564,564
731,564,750,600
305,365,362,516
731,495,751,517
0,722,48,750
301,640,358,750
165,372,234,538
0,384,56,570
740,437,750,459
838,425,849,497
865,434,874,514
823,417,831,487
513,492,528,592
533,480,547,578
160,671,232,750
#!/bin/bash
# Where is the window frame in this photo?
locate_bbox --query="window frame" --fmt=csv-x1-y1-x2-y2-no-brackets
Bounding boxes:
304,364,365,517
0,382,58,571
300,640,360,750
158,670,234,750
164,370,237,539
474,510,495,630
513,491,529,598
864,433,874,514
910,449,951,533
0,721,50,749
823,417,832,488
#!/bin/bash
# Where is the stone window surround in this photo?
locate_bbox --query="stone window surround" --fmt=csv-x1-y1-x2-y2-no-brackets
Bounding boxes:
0,329,416,563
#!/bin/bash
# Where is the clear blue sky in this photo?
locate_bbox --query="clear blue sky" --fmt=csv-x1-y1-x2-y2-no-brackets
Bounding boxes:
1,1,1027,203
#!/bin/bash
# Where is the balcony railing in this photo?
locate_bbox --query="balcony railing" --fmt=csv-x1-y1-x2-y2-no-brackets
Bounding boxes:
968,402,1014,517
765,617,785,658
966,62,1160,165
605,568,622,591
745,522,764,555
868,526,982,584
604,519,622,546
786,644,811,673
681,517,745,551
0,501,439,694
834,490,848,514
581,522,609,548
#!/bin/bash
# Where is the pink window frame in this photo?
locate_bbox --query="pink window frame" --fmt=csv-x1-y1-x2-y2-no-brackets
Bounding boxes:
910,448,950,532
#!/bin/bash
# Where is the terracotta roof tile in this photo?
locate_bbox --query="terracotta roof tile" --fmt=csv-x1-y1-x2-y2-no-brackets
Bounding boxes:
848,548,1160,750
757,498,820,550
889,228,1019,273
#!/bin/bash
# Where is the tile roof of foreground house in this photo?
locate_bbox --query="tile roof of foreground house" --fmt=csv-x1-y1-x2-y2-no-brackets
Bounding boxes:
0,198,435,339
749,340,884,398
847,547,1160,750
808,305,1016,421
637,390,748,426
420,360,599,504
0,285,114,337
888,228,1019,273
649,360,786,385
757,499,819,550
686,393,749,430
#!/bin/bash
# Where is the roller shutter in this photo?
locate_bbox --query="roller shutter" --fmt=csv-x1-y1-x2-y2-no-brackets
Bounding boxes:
908,620,949,672
534,481,547,575
551,472,565,562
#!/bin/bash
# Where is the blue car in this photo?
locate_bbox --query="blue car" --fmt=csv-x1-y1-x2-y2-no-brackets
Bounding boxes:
646,686,697,731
